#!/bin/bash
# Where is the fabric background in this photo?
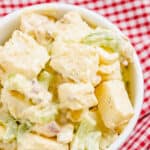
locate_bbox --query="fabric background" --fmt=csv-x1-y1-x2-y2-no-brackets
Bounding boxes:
0,0,150,149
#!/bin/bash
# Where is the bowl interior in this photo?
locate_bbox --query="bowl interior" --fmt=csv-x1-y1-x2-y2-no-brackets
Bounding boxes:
0,3,144,150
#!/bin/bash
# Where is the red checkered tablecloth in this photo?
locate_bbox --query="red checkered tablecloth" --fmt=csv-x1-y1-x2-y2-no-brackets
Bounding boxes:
0,0,150,149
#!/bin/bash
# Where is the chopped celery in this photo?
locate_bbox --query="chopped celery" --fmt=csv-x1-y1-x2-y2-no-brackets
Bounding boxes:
82,30,119,53
38,70,54,90
71,115,96,150
0,113,18,142
22,104,58,124
8,73,16,80
17,122,32,139
82,29,134,62
3,119,18,142
85,131,101,150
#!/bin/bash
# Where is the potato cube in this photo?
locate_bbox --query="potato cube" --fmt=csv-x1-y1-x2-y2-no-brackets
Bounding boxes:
0,30,49,83
58,83,98,110
95,80,133,129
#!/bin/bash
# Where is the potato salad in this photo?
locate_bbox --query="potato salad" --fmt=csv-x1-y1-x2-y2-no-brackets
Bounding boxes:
0,11,134,150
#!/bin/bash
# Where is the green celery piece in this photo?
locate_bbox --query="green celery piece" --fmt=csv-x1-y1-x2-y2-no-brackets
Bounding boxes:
82,29,121,53
17,122,32,139
38,107,57,124
23,104,58,124
85,131,101,150
3,119,18,142
38,71,54,90
0,113,18,142
8,73,16,79
71,115,96,150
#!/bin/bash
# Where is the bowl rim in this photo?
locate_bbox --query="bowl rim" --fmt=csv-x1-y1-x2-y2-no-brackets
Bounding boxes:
0,3,144,150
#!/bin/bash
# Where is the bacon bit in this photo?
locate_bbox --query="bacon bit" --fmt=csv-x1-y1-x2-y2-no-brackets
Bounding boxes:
47,121,60,134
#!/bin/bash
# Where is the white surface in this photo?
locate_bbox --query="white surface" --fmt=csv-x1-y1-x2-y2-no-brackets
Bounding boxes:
0,3,144,150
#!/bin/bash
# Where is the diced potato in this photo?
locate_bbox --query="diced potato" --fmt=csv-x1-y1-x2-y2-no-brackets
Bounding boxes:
58,83,98,110
95,80,134,129
67,109,85,122
59,11,86,25
1,88,31,119
0,30,49,84
57,124,74,144
32,121,60,138
50,41,100,86
21,13,56,34
5,74,52,105
95,47,119,64
55,11,92,42
17,133,68,150
98,61,122,81
20,13,56,49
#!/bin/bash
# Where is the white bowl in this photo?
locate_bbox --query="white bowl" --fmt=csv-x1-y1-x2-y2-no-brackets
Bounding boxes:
0,3,144,150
